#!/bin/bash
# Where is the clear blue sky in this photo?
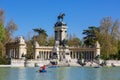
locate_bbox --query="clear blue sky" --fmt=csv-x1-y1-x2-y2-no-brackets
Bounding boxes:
0,0,120,39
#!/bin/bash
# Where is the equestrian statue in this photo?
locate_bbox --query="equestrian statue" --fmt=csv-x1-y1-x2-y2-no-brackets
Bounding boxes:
57,13,65,22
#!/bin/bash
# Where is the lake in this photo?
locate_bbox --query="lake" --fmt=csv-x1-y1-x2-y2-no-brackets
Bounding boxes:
0,67,120,80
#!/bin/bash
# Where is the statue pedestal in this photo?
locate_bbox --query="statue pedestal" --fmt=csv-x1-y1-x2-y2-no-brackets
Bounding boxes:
60,46,71,63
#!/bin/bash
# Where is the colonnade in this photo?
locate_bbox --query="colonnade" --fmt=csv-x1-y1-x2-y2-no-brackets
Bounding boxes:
35,49,96,61
6,48,19,59
70,50,95,61
6,46,97,61
6,37,99,61
37,51,52,60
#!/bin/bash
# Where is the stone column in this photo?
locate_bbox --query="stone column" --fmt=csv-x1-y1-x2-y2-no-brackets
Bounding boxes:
34,41,39,59
74,52,76,59
95,41,100,56
13,48,15,58
18,36,27,59
48,52,50,59
15,48,17,58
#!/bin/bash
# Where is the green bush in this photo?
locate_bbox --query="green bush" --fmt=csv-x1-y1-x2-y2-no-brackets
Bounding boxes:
0,57,8,64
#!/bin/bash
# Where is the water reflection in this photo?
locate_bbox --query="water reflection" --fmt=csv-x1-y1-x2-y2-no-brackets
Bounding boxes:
35,67,120,80
56,67,70,80
1,67,120,80
36,67,70,80
94,68,101,80
18,68,27,80
0,68,11,80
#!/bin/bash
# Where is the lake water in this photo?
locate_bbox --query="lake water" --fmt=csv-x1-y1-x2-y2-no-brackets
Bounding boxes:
0,67,120,80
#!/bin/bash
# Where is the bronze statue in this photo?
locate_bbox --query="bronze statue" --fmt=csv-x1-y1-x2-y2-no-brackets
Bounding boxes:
57,13,65,22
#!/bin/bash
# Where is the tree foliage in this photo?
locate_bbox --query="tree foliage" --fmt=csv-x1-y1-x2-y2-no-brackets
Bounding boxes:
47,36,55,46
0,23,5,42
6,20,18,37
0,9,5,59
97,17,120,59
26,40,34,59
2,20,18,45
33,28,48,46
99,17,120,38
0,9,18,64
67,34,81,46
82,17,120,59
33,28,48,36
0,10,5,42
83,26,99,46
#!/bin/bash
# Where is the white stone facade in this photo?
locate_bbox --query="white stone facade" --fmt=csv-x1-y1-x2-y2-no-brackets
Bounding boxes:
95,41,100,56
6,38,100,67
6,36,27,59
18,36,27,59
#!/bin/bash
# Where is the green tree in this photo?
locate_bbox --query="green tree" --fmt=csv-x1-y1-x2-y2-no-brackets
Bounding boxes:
2,20,18,45
0,9,5,59
33,28,48,46
33,28,48,36
47,36,54,46
117,40,120,59
0,10,5,42
26,40,34,59
118,41,120,53
0,9,18,64
0,23,5,42
67,34,81,46
98,17,119,59
82,26,99,46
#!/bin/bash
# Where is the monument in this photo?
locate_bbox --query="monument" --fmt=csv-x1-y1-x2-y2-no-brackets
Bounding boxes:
51,13,71,65
5,13,101,67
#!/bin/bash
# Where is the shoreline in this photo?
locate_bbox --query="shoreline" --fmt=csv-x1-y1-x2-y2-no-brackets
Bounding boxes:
0,65,119,68
1,60,120,67
0,60,120,68
0,65,11,67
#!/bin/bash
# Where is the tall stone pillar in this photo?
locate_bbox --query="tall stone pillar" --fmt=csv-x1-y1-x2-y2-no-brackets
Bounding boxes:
95,41,102,64
95,41,100,56
51,13,71,64
54,13,67,45
18,36,27,59
34,41,39,59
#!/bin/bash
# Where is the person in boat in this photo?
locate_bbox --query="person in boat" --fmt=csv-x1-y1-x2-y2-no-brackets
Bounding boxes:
40,65,46,70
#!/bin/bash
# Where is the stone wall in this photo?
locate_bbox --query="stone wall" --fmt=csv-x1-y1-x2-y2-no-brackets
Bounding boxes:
25,59,50,67
11,59,25,67
106,60,120,66
10,59,50,67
